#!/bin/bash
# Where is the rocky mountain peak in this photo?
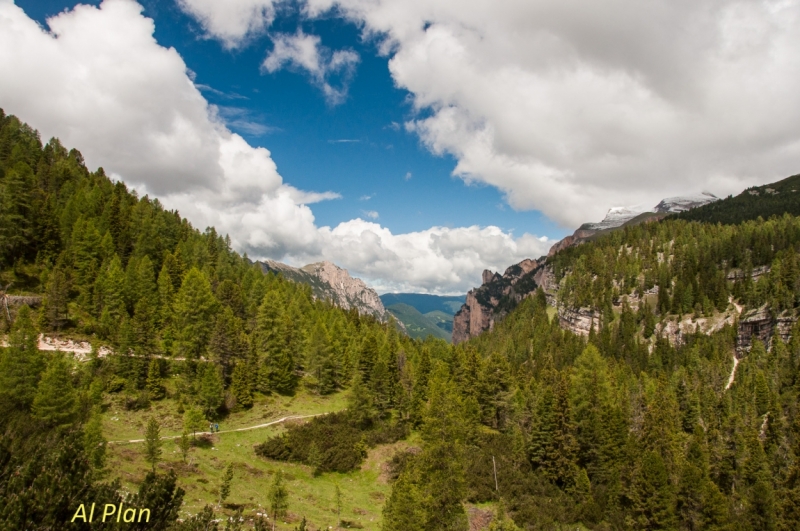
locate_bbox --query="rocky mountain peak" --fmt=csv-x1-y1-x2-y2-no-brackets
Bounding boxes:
258,259,387,320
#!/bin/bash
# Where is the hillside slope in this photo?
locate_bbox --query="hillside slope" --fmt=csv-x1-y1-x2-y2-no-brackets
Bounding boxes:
385,303,451,341
673,172,800,224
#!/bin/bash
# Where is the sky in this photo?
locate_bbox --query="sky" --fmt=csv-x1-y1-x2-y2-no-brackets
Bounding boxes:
2,0,800,294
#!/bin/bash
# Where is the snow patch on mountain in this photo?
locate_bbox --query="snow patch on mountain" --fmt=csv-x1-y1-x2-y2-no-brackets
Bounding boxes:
581,193,719,231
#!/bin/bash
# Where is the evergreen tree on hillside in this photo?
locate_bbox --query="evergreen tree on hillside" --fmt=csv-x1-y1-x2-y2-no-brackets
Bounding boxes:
0,305,45,410
173,268,218,359
31,354,77,427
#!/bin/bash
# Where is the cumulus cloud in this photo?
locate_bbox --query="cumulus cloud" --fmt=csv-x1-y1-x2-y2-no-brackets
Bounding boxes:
263,30,360,105
290,0,800,227
0,0,547,293
176,0,280,49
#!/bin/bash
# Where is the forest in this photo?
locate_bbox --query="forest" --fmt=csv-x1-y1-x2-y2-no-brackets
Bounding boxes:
2,107,800,531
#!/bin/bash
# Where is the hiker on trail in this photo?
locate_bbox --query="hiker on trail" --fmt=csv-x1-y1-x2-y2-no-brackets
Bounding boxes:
209,423,214,433
215,423,219,432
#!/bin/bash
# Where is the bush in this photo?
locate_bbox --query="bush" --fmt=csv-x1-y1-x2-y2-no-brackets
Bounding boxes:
255,412,408,474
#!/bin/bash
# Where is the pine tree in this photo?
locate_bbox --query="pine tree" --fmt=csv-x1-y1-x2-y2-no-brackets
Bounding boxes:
173,268,218,359
41,265,69,330
219,463,234,506
268,470,289,523
84,407,107,470
184,407,206,439
177,430,191,463
144,416,162,472
230,362,253,409
208,306,248,382
198,365,225,418
147,358,165,400
478,350,513,429
31,354,77,427
0,305,45,410
627,451,676,530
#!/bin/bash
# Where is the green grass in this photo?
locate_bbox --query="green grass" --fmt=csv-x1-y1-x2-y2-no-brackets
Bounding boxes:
103,388,401,530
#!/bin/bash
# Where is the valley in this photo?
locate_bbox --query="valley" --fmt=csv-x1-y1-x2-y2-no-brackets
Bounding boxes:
3,110,800,531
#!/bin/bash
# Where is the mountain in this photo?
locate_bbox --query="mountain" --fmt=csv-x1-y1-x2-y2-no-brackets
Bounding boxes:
452,258,543,343
384,303,452,342
671,172,800,225
379,293,466,315
257,259,387,320
547,192,719,256
379,293,465,342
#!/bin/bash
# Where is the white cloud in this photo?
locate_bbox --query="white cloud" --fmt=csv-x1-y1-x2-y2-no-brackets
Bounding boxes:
361,210,379,219
404,171,412,180
176,0,280,49
293,0,800,227
263,30,360,105
0,0,547,294
307,221,550,294
359,194,373,200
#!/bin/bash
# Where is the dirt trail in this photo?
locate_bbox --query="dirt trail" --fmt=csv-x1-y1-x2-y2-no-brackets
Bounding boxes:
109,413,326,444
725,355,739,390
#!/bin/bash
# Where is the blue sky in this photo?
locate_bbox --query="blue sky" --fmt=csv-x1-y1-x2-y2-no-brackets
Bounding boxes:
4,0,799,293
19,0,563,238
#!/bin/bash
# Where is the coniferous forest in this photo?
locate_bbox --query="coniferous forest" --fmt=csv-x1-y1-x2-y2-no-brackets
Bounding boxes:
3,107,800,531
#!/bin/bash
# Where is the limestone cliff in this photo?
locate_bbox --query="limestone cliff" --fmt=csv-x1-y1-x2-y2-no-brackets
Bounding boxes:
452,258,541,344
257,260,387,321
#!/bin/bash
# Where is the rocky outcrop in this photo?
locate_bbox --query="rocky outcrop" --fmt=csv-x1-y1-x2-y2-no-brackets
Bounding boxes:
452,259,543,344
736,304,796,355
558,307,601,336
300,261,386,320
257,259,387,321
6,295,42,307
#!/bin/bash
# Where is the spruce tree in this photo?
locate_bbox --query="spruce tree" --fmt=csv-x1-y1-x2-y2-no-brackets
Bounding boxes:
84,407,107,470
0,305,45,410
268,470,289,523
144,416,162,472
198,365,225,418
177,430,191,463
184,407,206,439
31,354,77,427
173,267,218,359
219,463,234,506
147,358,165,400
230,362,254,409
627,451,676,530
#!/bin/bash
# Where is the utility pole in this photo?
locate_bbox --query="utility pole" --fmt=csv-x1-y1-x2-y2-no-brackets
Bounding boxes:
492,455,498,492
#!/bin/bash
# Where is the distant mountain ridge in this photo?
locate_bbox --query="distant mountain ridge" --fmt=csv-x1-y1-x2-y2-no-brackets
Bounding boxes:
379,293,466,315
257,260,387,320
548,192,719,256
380,293,466,342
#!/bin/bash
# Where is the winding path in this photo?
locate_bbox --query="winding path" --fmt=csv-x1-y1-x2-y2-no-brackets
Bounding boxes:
725,355,739,390
108,413,326,444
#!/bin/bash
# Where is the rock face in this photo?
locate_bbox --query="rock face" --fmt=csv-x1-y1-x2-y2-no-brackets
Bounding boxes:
452,258,541,344
557,307,601,336
301,262,387,320
257,260,387,321
736,304,796,355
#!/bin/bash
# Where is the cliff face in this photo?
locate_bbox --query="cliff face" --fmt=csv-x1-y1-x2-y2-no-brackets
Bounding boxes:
300,261,387,320
452,258,541,344
257,260,387,320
